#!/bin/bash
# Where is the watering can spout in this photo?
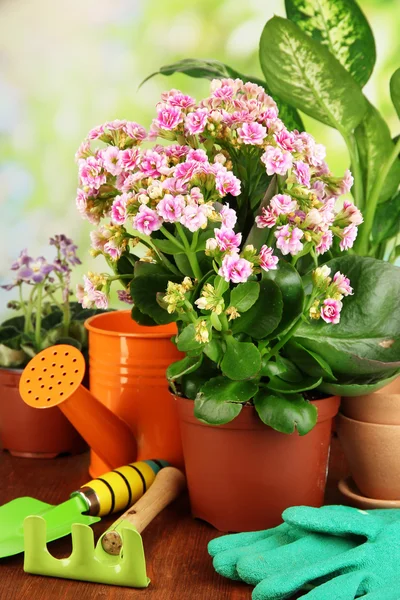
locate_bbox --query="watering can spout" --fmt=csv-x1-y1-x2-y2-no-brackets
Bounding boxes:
19,346,138,471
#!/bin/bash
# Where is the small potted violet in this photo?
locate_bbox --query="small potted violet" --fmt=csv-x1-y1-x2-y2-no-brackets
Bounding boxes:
0,235,101,458
75,78,400,530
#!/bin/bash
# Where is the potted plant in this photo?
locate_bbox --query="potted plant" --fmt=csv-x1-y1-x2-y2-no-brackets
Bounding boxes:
0,235,96,457
75,78,400,529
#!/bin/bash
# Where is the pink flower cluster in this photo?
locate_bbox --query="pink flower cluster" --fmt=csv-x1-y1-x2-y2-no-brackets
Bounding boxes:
311,267,353,324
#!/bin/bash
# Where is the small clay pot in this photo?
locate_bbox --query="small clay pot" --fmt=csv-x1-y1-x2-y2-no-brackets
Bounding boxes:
336,413,400,500
341,377,400,425
175,394,340,532
0,367,87,458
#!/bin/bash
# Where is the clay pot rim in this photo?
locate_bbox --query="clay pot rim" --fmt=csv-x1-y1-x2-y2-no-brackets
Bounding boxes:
85,310,177,339
338,411,400,430
0,366,23,374
175,393,340,430
339,477,400,509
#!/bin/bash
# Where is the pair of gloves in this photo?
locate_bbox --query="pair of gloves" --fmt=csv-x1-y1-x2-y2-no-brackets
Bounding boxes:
208,505,400,599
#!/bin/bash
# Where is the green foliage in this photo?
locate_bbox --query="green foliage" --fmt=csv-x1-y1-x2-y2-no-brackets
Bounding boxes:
194,376,259,425
221,337,261,380
232,279,283,339
229,281,260,312
390,68,400,120
130,272,182,325
254,390,318,435
262,260,304,337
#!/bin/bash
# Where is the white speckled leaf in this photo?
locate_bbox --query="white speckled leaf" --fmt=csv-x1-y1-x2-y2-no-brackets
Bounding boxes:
285,0,376,87
259,17,367,133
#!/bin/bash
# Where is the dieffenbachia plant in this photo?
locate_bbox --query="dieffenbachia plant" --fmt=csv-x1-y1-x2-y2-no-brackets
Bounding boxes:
147,0,400,262
74,78,400,434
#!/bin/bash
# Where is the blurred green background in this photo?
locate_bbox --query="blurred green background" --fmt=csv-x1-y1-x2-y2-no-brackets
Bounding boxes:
1,0,399,318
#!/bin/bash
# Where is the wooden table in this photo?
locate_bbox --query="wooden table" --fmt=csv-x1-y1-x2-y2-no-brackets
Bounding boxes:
0,442,346,600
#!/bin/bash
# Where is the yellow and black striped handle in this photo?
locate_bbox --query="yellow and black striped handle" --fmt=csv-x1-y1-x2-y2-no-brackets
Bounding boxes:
72,459,168,517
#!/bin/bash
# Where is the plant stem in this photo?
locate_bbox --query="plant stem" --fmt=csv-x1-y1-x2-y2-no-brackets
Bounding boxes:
176,223,203,280
24,287,36,335
161,226,185,251
262,316,303,363
343,133,364,210
355,137,400,255
34,284,43,349
191,229,199,251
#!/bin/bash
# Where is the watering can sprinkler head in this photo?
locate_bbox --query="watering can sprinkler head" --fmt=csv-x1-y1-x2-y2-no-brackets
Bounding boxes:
19,345,138,471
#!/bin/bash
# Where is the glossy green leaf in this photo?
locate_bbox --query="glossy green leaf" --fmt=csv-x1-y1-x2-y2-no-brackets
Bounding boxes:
319,371,400,397
194,376,259,425
176,323,206,353
152,238,184,255
203,338,224,364
254,390,318,435
355,102,400,205
221,337,261,380
0,326,22,350
259,16,367,132
232,279,283,339
131,306,158,326
285,0,376,87
130,274,182,325
276,356,303,382
230,282,260,313
372,191,400,246
390,68,400,120
41,310,63,331
142,58,304,131
1,315,25,331
260,358,287,378
167,355,203,382
262,259,304,337
294,256,400,379
284,340,337,381
265,374,322,394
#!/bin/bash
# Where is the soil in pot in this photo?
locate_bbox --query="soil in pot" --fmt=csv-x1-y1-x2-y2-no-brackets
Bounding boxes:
175,394,340,532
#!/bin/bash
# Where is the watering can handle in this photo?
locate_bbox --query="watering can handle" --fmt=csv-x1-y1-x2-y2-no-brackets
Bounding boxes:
101,467,186,554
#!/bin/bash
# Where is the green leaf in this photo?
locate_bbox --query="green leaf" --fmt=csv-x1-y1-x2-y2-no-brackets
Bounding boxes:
134,260,170,277
203,338,224,364
254,390,318,435
390,68,400,120
262,259,304,337
276,356,303,382
194,396,242,426
284,340,337,381
176,323,205,353
1,315,25,331
232,279,283,339
285,0,376,87
294,256,400,380
167,355,203,381
181,358,219,399
372,191,400,246
143,58,304,131
0,344,26,368
221,337,261,380
265,374,322,394
196,229,216,251
260,358,288,378
259,16,367,132
130,274,182,325
41,310,63,331
0,325,22,350
194,376,259,425
130,306,157,326
210,312,222,331
152,238,184,255
319,371,400,397
230,282,260,313
355,102,400,204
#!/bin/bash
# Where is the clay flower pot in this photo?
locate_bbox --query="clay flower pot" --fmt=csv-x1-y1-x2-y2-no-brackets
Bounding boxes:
337,377,400,500
175,394,340,532
0,367,86,458
85,310,184,477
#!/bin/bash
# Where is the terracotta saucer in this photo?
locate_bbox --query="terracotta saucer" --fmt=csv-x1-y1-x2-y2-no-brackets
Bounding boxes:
339,477,400,509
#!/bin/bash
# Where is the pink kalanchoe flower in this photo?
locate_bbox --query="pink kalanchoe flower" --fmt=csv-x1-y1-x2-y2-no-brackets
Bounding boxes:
123,121,146,141
87,124,105,140
140,150,168,178
102,146,123,176
261,146,293,176
117,289,134,304
274,129,295,151
220,203,237,229
79,156,106,190
333,272,353,296
76,188,88,218
275,225,304,256
133,205,163,235
184,109,208,135
106,119,127,131
180,204,208,232
215,170,241,197
190,187,203,202
312,180,327,201
111,194,130,225
104,239,122,260
259,107,279,128
316,230,333,256
256,207,277,229
259,245,279,272
218,253,253,283
90,227,112,252
294,161,311,188
120,148,140,170
340,224,358,251
156,194,186,223
168,92,196,109
75,140,91,161
214,227,242,252
77,276,108,310
154,105,183,131
342,200,363,225
162,177,188,195
319,198,336,226
270,194,297,216
187,148,208,163
237,122,267,145
213,85,235,101
340,170,354,194
165,145,189,159
320,298,343,325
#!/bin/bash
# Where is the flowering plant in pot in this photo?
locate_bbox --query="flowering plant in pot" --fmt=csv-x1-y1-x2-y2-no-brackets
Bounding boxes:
75,78,400,528
0,235,101,457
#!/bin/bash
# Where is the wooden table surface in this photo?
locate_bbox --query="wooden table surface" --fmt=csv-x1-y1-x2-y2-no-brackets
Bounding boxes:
0,441,346,600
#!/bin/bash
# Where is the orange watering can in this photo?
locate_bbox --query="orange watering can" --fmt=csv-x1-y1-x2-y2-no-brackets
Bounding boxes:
20,313,184,475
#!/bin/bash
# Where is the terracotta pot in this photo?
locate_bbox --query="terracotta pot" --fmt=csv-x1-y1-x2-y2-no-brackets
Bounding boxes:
175,394,340,532
337,412,400,500
0,367,86,458
85,310,184,477
341,377,400,424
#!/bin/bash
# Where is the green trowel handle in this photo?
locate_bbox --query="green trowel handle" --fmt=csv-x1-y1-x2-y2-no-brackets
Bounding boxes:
72,459,168,517
101,467,186,555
